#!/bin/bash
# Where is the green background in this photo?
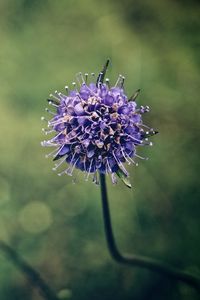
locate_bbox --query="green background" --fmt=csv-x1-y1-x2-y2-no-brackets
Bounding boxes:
0,0,199,299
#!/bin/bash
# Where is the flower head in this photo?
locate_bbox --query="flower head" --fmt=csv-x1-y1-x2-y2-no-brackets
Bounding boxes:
41,60,157,187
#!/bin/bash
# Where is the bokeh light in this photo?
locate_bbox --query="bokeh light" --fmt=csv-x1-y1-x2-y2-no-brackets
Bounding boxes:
18,201,53,234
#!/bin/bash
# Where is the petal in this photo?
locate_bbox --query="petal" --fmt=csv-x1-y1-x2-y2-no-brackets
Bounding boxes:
104,94,114,106
118,105,130,114
59,145,70,155
74,103,85,116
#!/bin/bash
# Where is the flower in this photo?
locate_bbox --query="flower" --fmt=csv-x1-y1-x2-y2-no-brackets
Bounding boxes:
41,60,157,187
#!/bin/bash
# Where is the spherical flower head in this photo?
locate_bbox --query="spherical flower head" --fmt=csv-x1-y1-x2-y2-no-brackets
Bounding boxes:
41,60,157,188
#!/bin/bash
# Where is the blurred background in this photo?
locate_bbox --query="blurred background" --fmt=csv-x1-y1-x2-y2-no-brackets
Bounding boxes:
0,0,199,299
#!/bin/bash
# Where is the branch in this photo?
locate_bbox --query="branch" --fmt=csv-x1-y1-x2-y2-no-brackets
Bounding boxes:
99,173,200,293
0,240,59,300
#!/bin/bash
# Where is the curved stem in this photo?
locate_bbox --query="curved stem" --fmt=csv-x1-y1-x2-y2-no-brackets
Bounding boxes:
99,173,200,292
0,240,59,300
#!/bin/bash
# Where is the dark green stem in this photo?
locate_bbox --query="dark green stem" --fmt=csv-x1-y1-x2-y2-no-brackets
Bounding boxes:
99,173,200,293
0,240,59,300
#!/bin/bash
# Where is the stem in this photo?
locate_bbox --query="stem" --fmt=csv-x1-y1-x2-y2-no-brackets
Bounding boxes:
0,240,59,300
99,173,200,292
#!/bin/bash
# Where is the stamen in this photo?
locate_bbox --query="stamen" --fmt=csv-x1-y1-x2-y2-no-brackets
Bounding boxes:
84,82,98,97
143,128,158,137
106,159,112,173
126,134,143,144
48,118,63,126
41,116,48,122
85,159,93,181
65,86,69,94
45,108,56,115
112,151,128,176
47,100,59,107
58,92,68,99
142,141,153,146
105,78,110,88
57,171,64,176
45,147,60,158
111,173,117,184
140,124,151,130
42,128,54,135
49,131,64,142
140,105,150,113
115,74,122,87
92,172,99,185
54,90,62,99
41,140,59,147
52,156,67,171
75,73,83,86
50,93,61,101
135,154,149,160
72,82,77,90
65,153,77,176
66,157,79,176
83,157,87,173
121,147,131,165
48,117,65,127
126,153,138,166
58,168,69,176
57,154,77,176
84,73,88,83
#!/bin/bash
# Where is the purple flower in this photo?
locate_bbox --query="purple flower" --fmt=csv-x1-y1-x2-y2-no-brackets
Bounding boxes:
41,60,157,187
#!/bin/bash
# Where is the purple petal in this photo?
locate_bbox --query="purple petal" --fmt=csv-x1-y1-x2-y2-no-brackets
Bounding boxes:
59,145,70,155
104,94,114,106
74,103,85,115
118,105,130,114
